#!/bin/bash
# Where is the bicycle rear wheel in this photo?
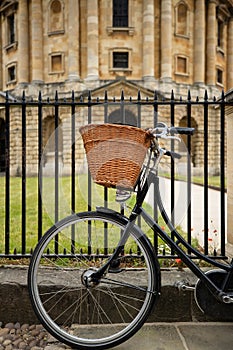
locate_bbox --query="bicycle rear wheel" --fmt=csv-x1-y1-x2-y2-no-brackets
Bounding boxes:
28,210,160,350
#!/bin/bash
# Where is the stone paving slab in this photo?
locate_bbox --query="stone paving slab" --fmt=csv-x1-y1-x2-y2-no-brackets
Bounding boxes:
44,322,233,350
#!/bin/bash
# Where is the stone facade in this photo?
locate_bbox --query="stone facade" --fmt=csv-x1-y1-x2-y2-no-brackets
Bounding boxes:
0,0,232,175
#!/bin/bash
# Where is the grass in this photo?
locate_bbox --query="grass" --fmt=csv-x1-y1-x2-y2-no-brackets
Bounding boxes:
0,174,199,256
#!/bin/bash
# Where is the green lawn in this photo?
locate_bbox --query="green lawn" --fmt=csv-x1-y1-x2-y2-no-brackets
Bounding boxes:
0,174,201,255
0,175,145,254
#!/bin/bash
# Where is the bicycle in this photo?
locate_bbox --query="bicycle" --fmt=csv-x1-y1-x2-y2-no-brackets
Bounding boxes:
28,122,233,350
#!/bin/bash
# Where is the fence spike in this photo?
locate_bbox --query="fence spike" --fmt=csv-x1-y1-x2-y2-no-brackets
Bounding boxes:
204,90,208,101
5,90,9,102
38,91,42,102
71,90,75,102
154,90,158,100
80,95,83,102
196,96,199,102
88,90,91,102
221,90,225,100
171,90,174,100
104,90,108,102
121,90,124,101
213,96,216,102
187,90,191,101
137,90,141,101
55,90,58,101
14,248,17,255
22,90,26,102
96,96,99,103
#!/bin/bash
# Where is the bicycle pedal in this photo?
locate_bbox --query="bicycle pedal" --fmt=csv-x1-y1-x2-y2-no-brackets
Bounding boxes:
175,280,195,292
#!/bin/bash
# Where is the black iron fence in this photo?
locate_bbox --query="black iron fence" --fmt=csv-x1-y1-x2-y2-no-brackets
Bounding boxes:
0,89,230,259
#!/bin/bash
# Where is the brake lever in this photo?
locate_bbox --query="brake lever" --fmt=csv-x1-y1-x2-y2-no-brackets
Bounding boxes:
156,134,181,142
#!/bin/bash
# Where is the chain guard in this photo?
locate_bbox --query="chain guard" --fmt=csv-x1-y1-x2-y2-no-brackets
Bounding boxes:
195,269,233,321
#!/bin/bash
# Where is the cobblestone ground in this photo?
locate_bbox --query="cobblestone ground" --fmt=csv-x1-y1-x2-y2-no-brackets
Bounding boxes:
0,323,69,350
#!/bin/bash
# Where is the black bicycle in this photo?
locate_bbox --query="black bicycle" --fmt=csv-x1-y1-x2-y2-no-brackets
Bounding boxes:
28,123,233,350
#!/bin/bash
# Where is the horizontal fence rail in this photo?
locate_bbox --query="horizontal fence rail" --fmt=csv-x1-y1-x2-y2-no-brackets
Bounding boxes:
0,89,231,259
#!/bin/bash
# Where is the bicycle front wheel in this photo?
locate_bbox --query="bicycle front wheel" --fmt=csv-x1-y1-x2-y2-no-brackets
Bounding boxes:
28,210,160,350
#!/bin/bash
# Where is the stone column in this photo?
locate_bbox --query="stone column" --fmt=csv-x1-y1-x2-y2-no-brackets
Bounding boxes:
161,0,172,80
226,92,233,258
194,0,205,84
68,0,80,81
31,0,43,83
206,0,217,86
142,0,154,81
227,18,233,90
86,0,99,80
18,0,29,83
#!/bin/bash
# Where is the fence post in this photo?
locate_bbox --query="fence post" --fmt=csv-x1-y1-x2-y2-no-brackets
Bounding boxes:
226,90,233,258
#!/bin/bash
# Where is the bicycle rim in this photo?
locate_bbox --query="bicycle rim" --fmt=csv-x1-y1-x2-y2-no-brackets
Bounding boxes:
28,211,160,350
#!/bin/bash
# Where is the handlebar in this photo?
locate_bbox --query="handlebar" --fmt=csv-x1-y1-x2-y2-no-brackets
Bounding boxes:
148,123,195,168
149,123,195,140
169,127,195,135
164,150,182,159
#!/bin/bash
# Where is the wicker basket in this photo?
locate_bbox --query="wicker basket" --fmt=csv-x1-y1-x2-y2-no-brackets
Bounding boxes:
79,123,153,190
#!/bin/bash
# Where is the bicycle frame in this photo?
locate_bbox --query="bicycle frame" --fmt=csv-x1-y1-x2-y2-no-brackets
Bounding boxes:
131,167,233,301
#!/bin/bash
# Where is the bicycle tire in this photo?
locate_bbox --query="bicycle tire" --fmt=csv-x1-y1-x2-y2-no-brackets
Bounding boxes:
28,210,160,350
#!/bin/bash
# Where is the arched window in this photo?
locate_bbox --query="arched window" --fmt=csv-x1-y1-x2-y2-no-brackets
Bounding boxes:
42,116,63,165
108,109,137,126
179,116,197,166
176,2,188,36
48,0,64,34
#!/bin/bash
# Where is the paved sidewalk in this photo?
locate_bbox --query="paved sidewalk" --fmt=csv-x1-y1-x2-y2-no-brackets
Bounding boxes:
146,178,227,248
44,322,233,350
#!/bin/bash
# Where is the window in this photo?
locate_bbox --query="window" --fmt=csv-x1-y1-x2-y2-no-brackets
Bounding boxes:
113,52,128,69
7,65,16,82
217,68,223,85
177,57,187,74
175,56,188,75
49,53,64,74
7,13,15,45
217,21,224,48
51,55,62,72
113,0,128,27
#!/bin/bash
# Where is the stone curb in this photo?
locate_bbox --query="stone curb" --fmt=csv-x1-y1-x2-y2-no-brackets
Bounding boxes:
0,265,215,324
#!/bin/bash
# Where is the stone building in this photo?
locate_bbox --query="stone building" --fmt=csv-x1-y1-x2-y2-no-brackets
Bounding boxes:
0,0,232,175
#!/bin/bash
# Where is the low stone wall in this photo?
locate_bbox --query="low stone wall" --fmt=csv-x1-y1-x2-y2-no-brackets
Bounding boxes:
0,265,218,325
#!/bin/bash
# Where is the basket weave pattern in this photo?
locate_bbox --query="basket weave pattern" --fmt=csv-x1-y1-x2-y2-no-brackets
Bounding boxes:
79,124,153,190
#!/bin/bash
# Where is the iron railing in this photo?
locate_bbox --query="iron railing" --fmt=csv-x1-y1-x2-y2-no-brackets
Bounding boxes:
0,89,230,259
